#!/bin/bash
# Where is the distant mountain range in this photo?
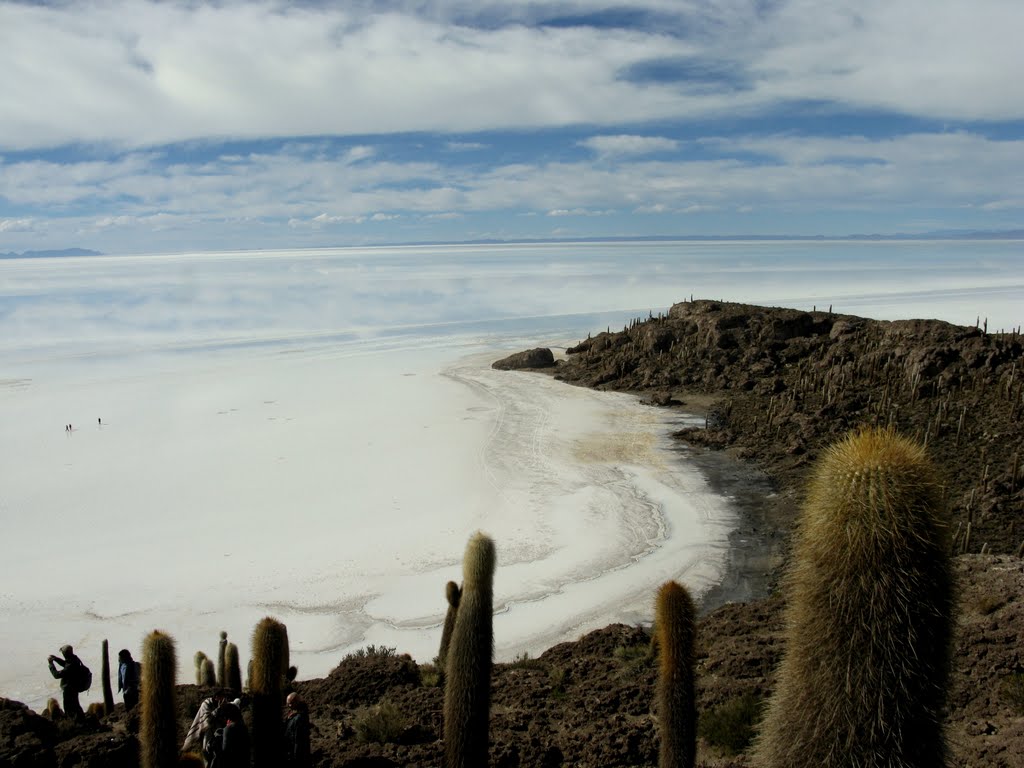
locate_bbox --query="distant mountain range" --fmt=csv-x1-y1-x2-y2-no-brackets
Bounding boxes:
0,248,103,259
2,229,1022,259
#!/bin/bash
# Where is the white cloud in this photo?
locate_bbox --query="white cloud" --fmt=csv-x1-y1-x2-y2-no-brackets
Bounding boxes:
546,208,615,217
580,135,680,156
445,142,488,152
0,218,35,233
1,1,1022,151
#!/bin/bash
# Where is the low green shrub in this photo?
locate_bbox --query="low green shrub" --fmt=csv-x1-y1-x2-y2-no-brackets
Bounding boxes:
343,645,397,662
353,700,406,744
698,692,763,755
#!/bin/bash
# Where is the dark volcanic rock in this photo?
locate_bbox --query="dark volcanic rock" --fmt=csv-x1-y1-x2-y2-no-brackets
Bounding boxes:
0,698,56,767
492,347,555,370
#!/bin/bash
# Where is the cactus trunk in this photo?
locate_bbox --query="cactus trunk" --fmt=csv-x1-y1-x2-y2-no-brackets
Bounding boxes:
100,639,115,716
217,631,227,687
755,428,952,768
140,630,178,768
444,532,496,768
656,581,696,768
225,642,242,694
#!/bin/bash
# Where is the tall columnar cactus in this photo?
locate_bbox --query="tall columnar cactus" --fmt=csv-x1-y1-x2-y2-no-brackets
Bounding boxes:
438,580,462,671
193,651,208,686
217,631,228,687
444,532,496,768
225,642,242,693
140,630,178,768
656,581,696,768
100,639,115,716
251,616,289,768
200,657,216,687
755,428,952,768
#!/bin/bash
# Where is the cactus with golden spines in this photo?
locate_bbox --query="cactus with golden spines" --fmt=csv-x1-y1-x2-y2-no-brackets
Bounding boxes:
443,532,496,768
140,630,178,768
250,616,289,767
755,428,952,768
656,581,696,768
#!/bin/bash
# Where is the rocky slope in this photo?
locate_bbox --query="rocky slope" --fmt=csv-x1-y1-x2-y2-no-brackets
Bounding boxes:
4,299,1022,767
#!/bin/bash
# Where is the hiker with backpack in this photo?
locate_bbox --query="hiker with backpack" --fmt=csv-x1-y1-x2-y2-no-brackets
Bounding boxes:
47,644,89,720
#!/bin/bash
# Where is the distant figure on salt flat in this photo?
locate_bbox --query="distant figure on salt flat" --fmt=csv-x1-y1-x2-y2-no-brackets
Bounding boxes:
98,417,101,426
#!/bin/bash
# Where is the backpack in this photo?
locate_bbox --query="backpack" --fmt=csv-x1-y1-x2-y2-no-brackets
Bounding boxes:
74,662,93,693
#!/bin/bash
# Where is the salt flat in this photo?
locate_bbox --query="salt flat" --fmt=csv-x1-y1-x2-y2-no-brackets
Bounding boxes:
1,240,1020,710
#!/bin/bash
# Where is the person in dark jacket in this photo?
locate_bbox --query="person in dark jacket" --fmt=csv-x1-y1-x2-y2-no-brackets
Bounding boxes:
117,649,140,711
47,644,85,720
206,702,250,768
283,692,311,767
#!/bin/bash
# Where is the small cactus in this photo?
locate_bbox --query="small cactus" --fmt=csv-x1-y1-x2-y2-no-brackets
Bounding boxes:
140,630,178,768
217,631,228,687
437,580,461,673
193,651,207,686
225,642,242,694
100,639,115,716
656,580,696,768
755,428,952,767
443,532,496,768
200,657,216,687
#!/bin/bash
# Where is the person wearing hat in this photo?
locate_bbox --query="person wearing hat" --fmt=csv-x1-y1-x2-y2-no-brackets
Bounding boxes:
47,644,85,720
283,691,311,767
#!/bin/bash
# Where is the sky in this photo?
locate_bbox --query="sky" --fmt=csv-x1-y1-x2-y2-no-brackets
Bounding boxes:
1,0,1023,254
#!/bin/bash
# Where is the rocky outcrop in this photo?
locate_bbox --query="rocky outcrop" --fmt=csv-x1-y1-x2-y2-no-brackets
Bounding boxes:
492,347,555,370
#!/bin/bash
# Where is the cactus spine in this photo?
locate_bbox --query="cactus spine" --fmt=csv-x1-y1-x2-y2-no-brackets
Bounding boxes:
250,616,289,767
755,428,952,767
140,630,178,768
217,631,227,687
100,639,115,716
438,580,462,672
656,581,696,768
444,532,496,768
225,641,242,694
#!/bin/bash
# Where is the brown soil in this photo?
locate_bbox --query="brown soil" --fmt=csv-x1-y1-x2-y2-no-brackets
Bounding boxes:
4,299,1022,767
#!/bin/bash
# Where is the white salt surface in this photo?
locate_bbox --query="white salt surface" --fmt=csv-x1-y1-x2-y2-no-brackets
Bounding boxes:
1,239,1021,710
0,344,724,709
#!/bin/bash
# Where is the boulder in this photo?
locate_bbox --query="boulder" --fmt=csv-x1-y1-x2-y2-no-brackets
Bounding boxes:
491,348,555,370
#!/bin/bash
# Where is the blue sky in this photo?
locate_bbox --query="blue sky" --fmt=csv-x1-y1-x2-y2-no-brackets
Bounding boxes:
1,0,1023,254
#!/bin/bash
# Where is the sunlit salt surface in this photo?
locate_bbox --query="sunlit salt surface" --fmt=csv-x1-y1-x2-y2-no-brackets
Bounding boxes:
1,239,1020,709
